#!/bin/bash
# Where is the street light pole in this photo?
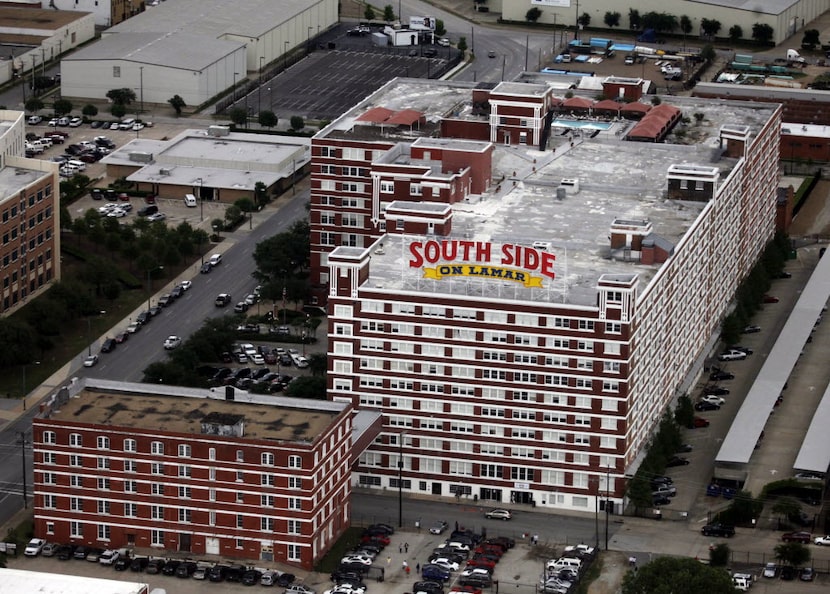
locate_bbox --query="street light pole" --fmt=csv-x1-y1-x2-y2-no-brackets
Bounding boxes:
18,431,28,508
232,72,239,103
605,465,611,550
258,56,264,113
196,177,204,221
139,66,144,114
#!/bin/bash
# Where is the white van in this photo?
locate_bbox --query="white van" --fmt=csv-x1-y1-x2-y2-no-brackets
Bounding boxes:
118,118,136,130
184,194,197,207
67,159,87,172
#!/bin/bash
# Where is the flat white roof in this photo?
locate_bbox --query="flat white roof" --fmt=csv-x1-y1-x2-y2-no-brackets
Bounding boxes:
0,568,148,594
782,122,830,139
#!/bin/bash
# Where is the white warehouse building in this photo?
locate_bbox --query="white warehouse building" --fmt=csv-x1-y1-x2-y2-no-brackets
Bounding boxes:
60,0,337,106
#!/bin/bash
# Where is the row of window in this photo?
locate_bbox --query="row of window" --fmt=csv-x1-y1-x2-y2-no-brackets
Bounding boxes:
0,186,51,223
44,494,306,523
41,434,303,467
37,466,306,489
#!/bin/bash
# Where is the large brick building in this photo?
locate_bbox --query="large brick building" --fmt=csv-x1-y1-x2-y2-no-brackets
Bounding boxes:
0,110,61,315
32,380,360,569
313,78,781,511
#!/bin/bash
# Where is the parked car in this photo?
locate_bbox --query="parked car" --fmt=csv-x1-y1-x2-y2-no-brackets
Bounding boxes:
83,354,99,367
99,549,121,565
780,565,796,580
691,416,710,428
666,456,690,467
701,523,735,537
430,521,449,535
709,370,735,381
718,349,747,361
728,345,753,355
100,338,117,353
702,385,730,396
695,401,720,411
215,293,232,307
814,535,830,545
24,538,46,556
41,542,59,557
701,394,726,406
162,560,182,575
800,567,815,581
130,556,150,571
763,563,778,578
56,544,76,560
763,294,780,303
163,335,182,350
208,253,222,267
781,531,811,543
422,565,452,582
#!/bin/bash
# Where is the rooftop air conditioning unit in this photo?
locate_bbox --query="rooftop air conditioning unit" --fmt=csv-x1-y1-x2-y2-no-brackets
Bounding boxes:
208,125,230,137
159,168,171,175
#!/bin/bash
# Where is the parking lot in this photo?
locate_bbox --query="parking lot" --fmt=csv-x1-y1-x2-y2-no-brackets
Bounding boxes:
233,25,459,122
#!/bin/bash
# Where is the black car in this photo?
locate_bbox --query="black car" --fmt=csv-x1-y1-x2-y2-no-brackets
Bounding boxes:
56,544,76,560
667,456,690,467
200,262,213,273
709,370,735,381
158,293,173,307
702,385,729,396
414,581,444,594
366,523,395,535
100,338,117,353
280,353,293,366
130,557,150,572
73,545,90,560
242,569,263,585
332,570,365,584
276,572,296,586
162,560,182,575
485,536,515,549
701,523,735,537
114,554,132,570
780,566,796,580
175,561,198,578
149,305,162,317
694,401,720,411
146,558,166,574
225,565,245,582
676,443,693,453
170,285,184,299
136,311,151,325
459,574,493,588
208,565,228,582
338,561,369,574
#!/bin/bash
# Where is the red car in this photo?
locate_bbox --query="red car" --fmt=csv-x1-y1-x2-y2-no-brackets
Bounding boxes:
473,546,503,558
449,587,482,594
691,416,710,428
763,295,780,303
361,534,389,545
782,531,811,543
466,557,496,570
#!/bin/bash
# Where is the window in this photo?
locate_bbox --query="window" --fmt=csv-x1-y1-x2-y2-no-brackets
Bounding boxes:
124,459,137,473
179,508,192,523
124,480,137,493
289,477,303,490
151,441,164,455
236,450,244,462
98,477,110,490
97,457,110,470
480,464,502,478
97,436,110,449
261,517,275,531
125,502,137,517
553,317,569,328
288,455,302,469
179,486,191,499
113,66,121,78
511,467,535,481
151,463,163,475
262,474,275,486
178,444,191,458
288,497,302,510
43,431,56,444
288,519,301,534
69,433,82,447
151,483,164,496
262,494,275,506
70,521,82,538
603,361,621,373
43,452,55,464
151,505,164,520
43,494,56,508
151,530,164,547
381,181,394,193
70,475,82,487
288,544,300,561
262,452,275,466
97,500,110,514
124,439,137,452
578,320,595,331
70,497,82,511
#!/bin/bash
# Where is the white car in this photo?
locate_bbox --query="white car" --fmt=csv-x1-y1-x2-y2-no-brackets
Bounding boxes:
178,280,192,291
286,586,317,594
146,212,166,222
430,558,460,571
48,118,59,126
68,117,83,127
340,555,372,566
461,568,491,578
107,208,128,218
700,394,725,406
126,322,141,334
24,538,46,556
163,336,182,350
83,354,99,367
99,549,120,565
814,535,830,545
763,562,778,578
208,253,222,267
244,293,257,305
250,353,265,365
27,115,42,125
109,122,120,130
293,355,309,368
132,122,145,131
718,349,747,361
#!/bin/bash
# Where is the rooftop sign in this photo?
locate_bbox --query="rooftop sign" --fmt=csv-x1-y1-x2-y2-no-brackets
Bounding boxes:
408,240,555,287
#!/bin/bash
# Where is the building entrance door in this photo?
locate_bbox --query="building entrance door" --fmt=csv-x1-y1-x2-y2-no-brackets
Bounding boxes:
511,490,533,505
431,482,442,495
179,533,191,552
206,537,220,555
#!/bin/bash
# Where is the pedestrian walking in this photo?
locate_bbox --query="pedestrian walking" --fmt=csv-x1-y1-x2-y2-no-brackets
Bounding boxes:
404,542,409,553
399,544,403,554
387,556,392,566
405,566,411,576
402,560,408,571
416,562,420,573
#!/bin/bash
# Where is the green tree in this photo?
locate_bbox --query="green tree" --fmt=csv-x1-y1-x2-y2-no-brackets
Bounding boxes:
25,97,44,114
752,23,774,45
772,497,803,527
224,204,243,227
364,5,376,21
802,29,821,50
258,110,278,129
435,19,446,36
81,104,98,117
628,8,641,30
729,25,743,42
674,394,694,428
168,94,186,116
622,556,735,594
642,11,678,33
307,352,327,377
701,44,716,62
106,88,136,105
110,103,127,118
457,36,468,53
0,318,37,367
284,375,327,399
679,15,692,36
625,474,654,510
726,490,763,524
53,98,73,116
774,542,811,568
229,107,248,127
383,4,395,22
604,12,621,28
578,12,591,27
700,18,722,38
526,7,542,23
709,543,730,567
290,115,305,131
